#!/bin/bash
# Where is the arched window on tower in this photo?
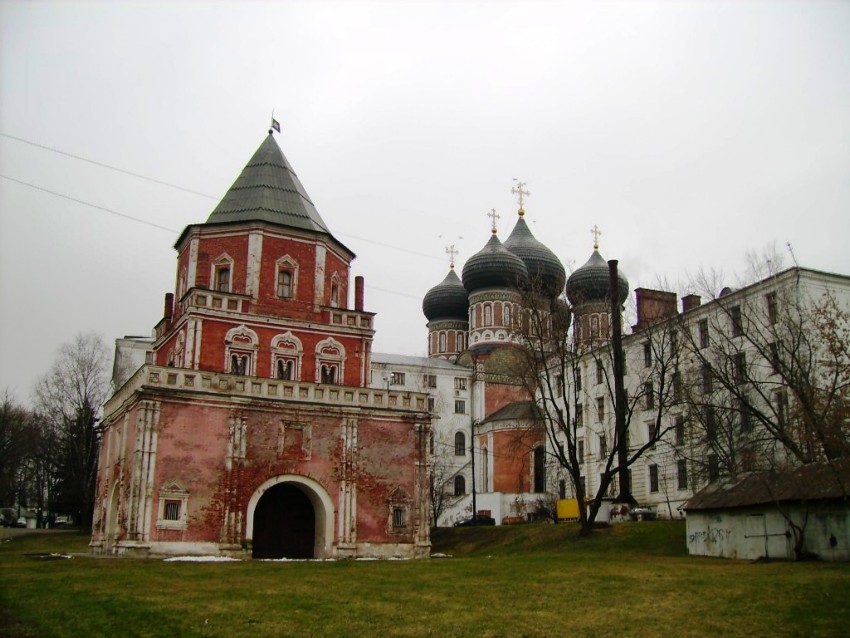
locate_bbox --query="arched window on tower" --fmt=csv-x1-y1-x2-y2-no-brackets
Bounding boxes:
503,304,512,327
439,333,447,353
590,315,600,339
483,303,493,326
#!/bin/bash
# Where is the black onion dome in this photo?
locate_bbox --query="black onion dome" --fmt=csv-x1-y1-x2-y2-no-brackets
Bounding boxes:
423,269,469,321
462,233,529,293
504,216,567,297
566,250,629,305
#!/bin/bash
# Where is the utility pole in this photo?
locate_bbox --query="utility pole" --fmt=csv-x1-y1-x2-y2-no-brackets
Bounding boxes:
609,259,635,505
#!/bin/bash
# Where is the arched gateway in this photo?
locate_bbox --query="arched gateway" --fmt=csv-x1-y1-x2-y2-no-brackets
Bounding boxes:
246,475,334,559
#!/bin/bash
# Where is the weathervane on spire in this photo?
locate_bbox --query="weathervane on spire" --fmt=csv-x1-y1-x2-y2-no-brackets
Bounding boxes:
591,225,602,250
511,179,530,216
445,245,459,270
487,208,500,234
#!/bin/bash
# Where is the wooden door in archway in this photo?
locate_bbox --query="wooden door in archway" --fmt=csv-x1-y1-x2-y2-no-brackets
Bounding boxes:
252,483,316,559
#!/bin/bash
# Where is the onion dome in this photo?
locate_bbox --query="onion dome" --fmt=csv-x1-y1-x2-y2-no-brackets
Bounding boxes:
566,250,629,305
462,233,529,293
504,215,566,298
423,268,469,321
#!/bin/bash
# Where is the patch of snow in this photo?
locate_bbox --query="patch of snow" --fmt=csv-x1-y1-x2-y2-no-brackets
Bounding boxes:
163,555,242,562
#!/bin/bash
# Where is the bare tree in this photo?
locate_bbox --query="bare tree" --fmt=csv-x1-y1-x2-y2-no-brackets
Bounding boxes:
514,281,681,536
0,393,32,508
35,333,110,531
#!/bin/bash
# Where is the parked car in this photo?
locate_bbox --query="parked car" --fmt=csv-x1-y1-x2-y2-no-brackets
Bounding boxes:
629,507,657,522
13,517,27,528
454,514,496,527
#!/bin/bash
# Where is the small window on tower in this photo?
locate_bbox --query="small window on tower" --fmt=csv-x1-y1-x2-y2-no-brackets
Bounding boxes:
215,266,230,292
330,282,340,308
277,270,293,299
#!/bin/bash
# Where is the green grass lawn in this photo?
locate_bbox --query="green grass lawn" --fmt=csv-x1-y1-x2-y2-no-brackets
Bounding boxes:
1,522,848,637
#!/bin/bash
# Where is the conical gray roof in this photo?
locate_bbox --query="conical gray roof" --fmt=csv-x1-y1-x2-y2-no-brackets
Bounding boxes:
504,216,566,298
206,133,331,234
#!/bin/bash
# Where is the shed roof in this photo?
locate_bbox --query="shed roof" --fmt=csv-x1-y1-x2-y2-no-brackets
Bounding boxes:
684,460,850,511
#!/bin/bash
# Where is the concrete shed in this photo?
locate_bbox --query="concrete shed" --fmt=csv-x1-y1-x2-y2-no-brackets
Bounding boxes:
683,461,850,561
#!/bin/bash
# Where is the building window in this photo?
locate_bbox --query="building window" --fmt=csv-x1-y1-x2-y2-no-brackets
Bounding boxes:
483,303,493,326
456,332,465,351
320,363,338,384
533,446,546,493
596,397,605,422
672,369,682,402
503,304,512,327
775,389,789,426
454,377,467,391
730,305,743,337
698,319,709,349
439,333,447,353
738,397,752,433
701,363,713,394
164,500,181,521
708,454,720,482
559,479,567,499
599,434,607,459
643,342,652,368
392,508,406,528
733,352,747,384
230,353,250,375
454,475,466,496
575,403,583,428
595,360,604,385
769,342,780,374
647,422,657,448
454,400,466,414
555,374,564,398
454,432,466,456
330,278,340,308
577,438,585,460
276,358,295,380
704,406,717,442
675,415,685,446
649,465,659,493
390,372,405,386
215,266,230,292
677,460,688,490
766,292,777,325
644,382,654,410
423,374,437,388
427,397,436,411
576,368,582,392
590,315,600,338
277,270,293,299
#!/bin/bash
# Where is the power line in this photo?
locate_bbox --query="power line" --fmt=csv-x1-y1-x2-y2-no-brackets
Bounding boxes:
0,132,218,200
0,174,179,233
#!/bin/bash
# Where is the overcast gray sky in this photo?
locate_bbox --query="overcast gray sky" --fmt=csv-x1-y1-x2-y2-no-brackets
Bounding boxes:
1,0,848,405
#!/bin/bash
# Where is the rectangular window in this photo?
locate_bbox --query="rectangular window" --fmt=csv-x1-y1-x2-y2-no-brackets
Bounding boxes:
164,500,181,521
647,422,657,448
577,438,585,460
423,374,437,388
392,508,406,528
575,369,582,392
599,434,607,458
644,382,654,410
730,305,743,337
672,369,682,402
705,406,717,442
454,400,466,414
775,390,788,426
579,475,586,495
698,319,709,349
427,397,436,412
675,415,685,446
769,342,780,374
277,270,293,298
701,363,713,394
643,342,652,368
738,397,752,433
766,292,777,325
390,372,405,386
708,454,720,482
596,397,605,422
596,360,604,385
649,465,659,493
454,377,467,391
575,403,583,428
555,374,564,398
215,266,230,293
733,352,747,385
677,460,688,490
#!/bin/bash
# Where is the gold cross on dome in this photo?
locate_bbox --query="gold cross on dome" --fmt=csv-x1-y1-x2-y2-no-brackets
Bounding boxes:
511,179,530,215
445,244,459,269
591,225,602,250
487,208,500,234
